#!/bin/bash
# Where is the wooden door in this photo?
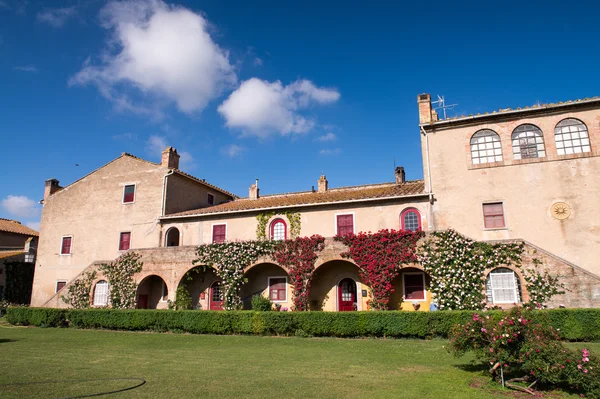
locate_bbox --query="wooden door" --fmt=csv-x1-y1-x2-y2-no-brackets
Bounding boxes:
210,282,224,310
137,294,149,309
338,278,357,311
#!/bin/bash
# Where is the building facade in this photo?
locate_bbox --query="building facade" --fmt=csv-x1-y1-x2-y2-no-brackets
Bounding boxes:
31,95,600,310
0,218,38,301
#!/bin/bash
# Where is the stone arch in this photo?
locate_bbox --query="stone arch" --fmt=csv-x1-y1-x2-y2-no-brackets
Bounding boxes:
241,262,291,310
176,265,220,310
389,266,432,311
309,259,364,311
165,227,180,247
136,274,169,309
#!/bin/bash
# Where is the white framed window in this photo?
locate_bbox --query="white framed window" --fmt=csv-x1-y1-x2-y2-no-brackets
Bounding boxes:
555,118,591,155
122,184,136,204
60,236,72,255
512,124,546,160
470,129,503,165
268,276,287,302
486,268,522,304
270,219,287,241
93,280,109,306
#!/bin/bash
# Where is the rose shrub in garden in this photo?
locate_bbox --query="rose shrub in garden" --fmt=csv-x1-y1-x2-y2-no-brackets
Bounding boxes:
448,307,600,397
335,229,423,310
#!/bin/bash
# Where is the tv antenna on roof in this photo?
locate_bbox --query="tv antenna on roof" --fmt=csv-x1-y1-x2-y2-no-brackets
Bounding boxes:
431,95,457,119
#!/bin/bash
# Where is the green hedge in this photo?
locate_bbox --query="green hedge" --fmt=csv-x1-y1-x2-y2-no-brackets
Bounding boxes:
6,307,600,341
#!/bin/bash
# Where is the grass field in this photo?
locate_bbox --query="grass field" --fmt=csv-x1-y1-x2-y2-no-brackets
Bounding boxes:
1,321,598,398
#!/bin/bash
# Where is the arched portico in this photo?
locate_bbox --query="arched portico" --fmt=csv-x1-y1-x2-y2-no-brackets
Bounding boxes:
241,262,291,310
178,266,220,310
309,260,365,311
136,275,169,309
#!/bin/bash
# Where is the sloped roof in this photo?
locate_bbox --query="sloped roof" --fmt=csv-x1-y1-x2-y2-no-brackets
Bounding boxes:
163,180,426,218
0,250,25,260
0,219,39,236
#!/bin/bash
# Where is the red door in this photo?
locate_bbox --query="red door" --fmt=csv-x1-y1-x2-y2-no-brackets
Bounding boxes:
338,278,357,311
137,294,149,309
209,282,224,310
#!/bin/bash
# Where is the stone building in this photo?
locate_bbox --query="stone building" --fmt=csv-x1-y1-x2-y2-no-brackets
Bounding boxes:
31,95,600,310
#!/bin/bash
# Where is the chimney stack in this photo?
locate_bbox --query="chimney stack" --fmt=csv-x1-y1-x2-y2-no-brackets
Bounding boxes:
318,175,328,193
161,146,180,169
394,166,406,184
417,93,438,124
249,179,259,200
43,179,61,201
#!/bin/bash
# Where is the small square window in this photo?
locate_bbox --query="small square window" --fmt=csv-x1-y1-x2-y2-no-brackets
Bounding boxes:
207,193,215,206
61,236,72,255
119,232,131,251
123,185,135,203
56,281,67,293
483,203,505,229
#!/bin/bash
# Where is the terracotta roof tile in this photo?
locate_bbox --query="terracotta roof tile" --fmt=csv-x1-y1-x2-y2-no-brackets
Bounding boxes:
0,250,25,260
164,180,426,218
0,219,39,236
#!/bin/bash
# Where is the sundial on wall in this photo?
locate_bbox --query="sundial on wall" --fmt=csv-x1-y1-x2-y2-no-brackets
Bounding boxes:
551,202,571,220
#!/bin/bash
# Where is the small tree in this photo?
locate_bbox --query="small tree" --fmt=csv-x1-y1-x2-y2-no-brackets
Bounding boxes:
168,285,193,310
99,252,143,309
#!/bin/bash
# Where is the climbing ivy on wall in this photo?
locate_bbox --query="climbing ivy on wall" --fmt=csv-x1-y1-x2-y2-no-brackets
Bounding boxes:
3,261,35,305
256,211,301,240
335,230,424,310
273,235,325,311
61,270,97,309
99,252,143,309
194,240,279,310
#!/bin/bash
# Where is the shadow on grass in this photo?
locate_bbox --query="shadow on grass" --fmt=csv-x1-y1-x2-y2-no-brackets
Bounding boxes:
0,339,17,344
454,362,489,373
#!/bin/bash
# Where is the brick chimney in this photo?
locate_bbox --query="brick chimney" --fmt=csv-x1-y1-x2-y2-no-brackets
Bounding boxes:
318,175,328,193
394,166,406,184
418,94,438,124
161,146,180,169
43,179,61,201
249,179,259,200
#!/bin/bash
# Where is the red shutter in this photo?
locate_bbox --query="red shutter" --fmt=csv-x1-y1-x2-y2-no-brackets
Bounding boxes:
123,185,135,203
56,281,66,292
61,237,72,254
483,203,505,228
404,274,425,300
212,225,226,243
119,232,131,251
337,215,354,236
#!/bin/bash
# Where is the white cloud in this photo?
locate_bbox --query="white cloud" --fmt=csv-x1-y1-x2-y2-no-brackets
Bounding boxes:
179,151,196,170
1,195,40,218
146,135,167,155
316,132,336,142
13,65,37,72
26,221,40,231
218,78,340,137
69,0,236,115
36,6,77,27
221,144,244,158
319,148,341,156
253,57,263,66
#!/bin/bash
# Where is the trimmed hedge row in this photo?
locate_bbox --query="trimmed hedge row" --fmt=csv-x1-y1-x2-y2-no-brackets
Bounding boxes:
7,307,600,340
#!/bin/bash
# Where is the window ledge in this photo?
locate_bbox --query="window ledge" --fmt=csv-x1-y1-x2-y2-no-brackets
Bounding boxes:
483,227,508,231
59,253,72,256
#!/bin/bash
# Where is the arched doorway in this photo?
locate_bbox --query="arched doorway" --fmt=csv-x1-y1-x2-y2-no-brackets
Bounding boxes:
178,266,219,310
136,275,168,309
338,278,357,311
165,227,180,247
209,281,224,310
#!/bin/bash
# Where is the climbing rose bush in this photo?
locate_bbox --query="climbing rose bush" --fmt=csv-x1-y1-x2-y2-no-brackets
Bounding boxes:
99,252,143,309
335,229,423,310
273,235,325,311
418,230,524,310
448,307,600,398
522,267,565,309
194,240,278,310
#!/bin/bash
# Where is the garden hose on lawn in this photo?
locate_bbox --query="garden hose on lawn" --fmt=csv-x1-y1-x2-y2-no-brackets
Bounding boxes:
0,377,146,398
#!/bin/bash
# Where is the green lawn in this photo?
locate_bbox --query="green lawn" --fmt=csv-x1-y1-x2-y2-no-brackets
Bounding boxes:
0,322,598,398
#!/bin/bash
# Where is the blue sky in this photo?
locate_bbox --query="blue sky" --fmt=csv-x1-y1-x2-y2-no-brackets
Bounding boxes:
1,0,600,230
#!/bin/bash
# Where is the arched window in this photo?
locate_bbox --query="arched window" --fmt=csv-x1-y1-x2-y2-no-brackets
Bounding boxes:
165,227,180,247
270,219,287,241
400,208,422,232
93,280,109,306
555,118,591,155
470,129,503,164
512,124,546,160
485,268,522,304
